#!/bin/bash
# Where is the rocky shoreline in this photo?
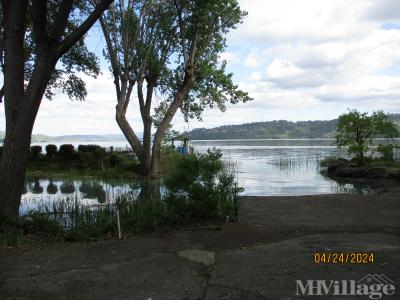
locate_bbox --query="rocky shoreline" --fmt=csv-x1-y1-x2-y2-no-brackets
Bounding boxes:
326,158,400,180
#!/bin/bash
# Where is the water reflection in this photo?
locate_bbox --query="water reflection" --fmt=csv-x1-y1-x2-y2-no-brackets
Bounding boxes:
60,181,75,194
47,179,58,194
31,180,43,194
79,181,106,203
20,139,379,212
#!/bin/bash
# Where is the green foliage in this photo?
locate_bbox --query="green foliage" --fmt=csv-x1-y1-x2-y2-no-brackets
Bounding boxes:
78,144,102,153
187,119,339,139
101,0,251,165
28,145,140,180
0,2,101,102
30,145,42,158
45,144,58,157
59,144,75,158
319,156,338,168
335,110,399,163
376,144,399,162
2,229,24,247
163,149,243,221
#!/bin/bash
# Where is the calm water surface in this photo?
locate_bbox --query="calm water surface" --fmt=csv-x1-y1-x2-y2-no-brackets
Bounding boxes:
22,139,376,212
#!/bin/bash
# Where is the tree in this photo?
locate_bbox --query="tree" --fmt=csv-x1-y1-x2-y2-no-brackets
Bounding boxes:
0,0,113,220
99,0,251,177
335,110,399,163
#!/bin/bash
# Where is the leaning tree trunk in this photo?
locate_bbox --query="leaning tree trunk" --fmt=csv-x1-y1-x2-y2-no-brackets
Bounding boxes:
149,70,194,178
115,101,149,176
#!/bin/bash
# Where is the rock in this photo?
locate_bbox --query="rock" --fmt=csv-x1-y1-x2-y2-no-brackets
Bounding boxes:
365,167,386,178
177,249,216,266
334,166,367,178
327,158,350,174
388,170,400,180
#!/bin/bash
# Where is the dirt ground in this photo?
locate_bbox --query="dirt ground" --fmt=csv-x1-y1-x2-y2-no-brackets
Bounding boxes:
1,186,400,299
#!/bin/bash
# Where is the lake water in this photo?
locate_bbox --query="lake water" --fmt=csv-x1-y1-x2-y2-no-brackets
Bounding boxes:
22,139,376,212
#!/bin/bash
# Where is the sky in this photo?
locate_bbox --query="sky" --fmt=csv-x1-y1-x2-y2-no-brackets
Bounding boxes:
1,0,400,135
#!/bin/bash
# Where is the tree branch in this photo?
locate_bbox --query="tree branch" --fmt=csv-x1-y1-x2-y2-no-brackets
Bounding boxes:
99,16,121,98
57,0,113,58
48,0,74,41
173,0,188,66
31,0,49,46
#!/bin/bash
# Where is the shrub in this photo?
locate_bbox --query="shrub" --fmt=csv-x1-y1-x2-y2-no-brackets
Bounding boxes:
163,149,243,222
78,145,108,169
377,144,396,161
78,144,101,153
45,144,58,157
109,154,122,168
335,110,399,163
30,145,42,158
59,144,75,158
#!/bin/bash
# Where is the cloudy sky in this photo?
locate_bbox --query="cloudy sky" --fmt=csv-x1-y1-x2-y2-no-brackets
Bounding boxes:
1,0,400,135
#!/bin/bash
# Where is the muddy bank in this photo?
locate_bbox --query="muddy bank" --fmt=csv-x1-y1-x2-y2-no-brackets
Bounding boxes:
1,190,400,299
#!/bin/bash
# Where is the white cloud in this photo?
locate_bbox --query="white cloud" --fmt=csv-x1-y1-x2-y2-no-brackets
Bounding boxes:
362,0,400,22
231,0,375,44
219,52,240,65
2,0,400,135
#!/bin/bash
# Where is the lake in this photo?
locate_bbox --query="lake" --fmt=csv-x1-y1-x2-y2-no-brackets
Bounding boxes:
22,139,376,212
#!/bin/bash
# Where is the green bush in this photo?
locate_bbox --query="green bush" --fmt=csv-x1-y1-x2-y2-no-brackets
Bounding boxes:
377,144,395,161
78,144,101,153
45,144,58,157
319,156,337,167
163,149,243,222
30,145,42,158
59,144,75,158
109,154,122,168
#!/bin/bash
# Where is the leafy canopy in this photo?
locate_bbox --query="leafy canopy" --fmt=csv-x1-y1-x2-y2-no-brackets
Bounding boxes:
0,1,101,102
100,0,252,124
335,110,399,161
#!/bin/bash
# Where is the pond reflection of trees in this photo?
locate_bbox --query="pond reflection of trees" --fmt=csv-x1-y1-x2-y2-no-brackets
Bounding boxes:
60,181,75,194
47,179,58,194
79,181,106,203
31,179,43,194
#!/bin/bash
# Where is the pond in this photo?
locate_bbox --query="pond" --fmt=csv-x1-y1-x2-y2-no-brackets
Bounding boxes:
22,139,377,213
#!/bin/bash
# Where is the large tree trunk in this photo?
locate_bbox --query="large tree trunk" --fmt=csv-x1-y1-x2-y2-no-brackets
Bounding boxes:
115,102,149,176
137,80,153,175
0,0,113,220
0,126,31,219
0,55,58,220
149,69,194,178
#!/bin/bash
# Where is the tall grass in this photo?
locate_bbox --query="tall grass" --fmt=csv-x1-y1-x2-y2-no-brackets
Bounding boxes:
3,149,242,244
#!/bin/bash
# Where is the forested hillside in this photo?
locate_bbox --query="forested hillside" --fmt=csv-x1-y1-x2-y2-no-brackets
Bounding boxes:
186,113,400,140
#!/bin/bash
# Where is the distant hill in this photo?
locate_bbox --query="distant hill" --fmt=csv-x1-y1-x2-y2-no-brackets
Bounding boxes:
186,113,400,140
0,132,132,143
1,113,399,142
